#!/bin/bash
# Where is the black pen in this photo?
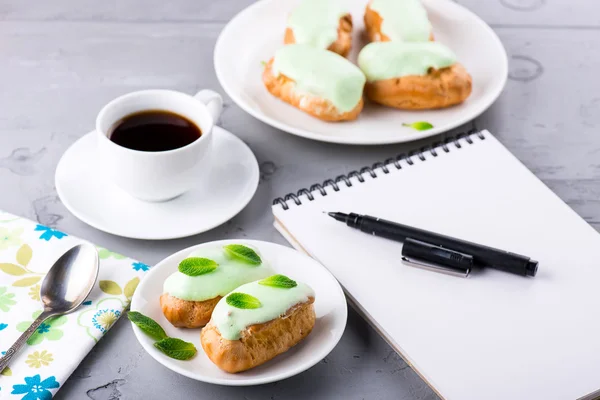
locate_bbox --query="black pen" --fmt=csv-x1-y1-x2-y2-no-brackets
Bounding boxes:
327,212,538,278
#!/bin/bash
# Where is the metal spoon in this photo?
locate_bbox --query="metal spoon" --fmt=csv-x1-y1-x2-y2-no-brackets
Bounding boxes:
0,243,98,371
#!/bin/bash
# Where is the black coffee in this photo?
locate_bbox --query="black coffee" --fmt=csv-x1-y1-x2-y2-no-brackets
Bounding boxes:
109,110,201,152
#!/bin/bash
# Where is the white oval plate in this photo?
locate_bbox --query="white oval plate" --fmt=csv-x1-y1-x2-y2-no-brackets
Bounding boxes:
215,0,507,145
55,127,259,240
130,240,348,386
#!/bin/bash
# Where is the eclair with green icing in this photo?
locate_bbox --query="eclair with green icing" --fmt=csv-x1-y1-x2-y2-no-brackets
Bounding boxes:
285,0,352,57
364,0,434,43
358,42,472,110
263,44,366,122
201,275,316,373
160,244,274,328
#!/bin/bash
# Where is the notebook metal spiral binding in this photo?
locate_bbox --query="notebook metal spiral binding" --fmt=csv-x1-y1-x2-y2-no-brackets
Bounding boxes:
273,130,485,210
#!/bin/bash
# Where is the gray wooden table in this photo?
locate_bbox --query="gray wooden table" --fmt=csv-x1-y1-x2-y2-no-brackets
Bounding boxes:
2,0,598,398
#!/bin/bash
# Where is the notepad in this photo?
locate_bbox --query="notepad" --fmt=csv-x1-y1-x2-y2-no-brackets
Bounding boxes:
272,130,600,400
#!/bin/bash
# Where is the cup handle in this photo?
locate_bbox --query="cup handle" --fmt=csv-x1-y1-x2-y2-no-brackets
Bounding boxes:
194,90,223,123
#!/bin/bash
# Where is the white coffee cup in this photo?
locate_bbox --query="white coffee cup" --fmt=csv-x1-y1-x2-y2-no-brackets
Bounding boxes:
96,89,223,202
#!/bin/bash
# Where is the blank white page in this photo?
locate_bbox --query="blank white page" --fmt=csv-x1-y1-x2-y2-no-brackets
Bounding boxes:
273,131,600,400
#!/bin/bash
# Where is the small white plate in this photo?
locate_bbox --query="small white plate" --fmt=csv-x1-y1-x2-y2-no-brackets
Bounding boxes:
55,127,259,240
214,0,507,145
130,240,348,386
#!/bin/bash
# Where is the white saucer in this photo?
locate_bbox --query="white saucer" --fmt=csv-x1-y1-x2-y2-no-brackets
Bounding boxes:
130,240,348,386
214,0,508,145
55,127,259,240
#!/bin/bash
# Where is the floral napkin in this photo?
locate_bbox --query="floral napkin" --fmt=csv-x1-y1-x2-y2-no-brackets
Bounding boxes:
0,211,150,399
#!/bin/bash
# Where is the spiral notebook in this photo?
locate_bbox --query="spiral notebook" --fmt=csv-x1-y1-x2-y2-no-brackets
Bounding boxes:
272,130,600,400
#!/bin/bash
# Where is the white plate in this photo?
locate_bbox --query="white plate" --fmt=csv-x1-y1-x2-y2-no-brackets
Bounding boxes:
214,0,507,145
130,240,348,386
55,127,259,240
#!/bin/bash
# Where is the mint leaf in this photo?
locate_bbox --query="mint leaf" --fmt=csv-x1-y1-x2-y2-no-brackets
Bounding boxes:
128,311,167,341
129,312,196,361
261,60,267,67
178,257,218,276
154,338,197,360
259,274,297,289
402,121,434,131
226,292,262,309
224,244,262,266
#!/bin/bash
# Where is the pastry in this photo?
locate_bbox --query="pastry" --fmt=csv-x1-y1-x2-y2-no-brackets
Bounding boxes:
161,244,274,328
201,275,315,373
357,42,472,110
263,44,366,122
364,0,433,43
285,0,352,57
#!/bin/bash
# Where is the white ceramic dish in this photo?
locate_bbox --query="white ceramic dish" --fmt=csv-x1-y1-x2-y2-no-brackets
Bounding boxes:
214,0,508,145
55,127,259,240
130,240,348,386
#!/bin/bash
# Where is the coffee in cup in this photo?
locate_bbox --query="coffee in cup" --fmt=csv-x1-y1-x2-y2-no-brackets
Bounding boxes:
109,110,202,152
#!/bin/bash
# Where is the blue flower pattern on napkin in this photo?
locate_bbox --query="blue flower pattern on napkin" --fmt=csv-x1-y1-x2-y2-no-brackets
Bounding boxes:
36,323,50,334
132,262,150,272
11,375,59,400
34,225,67,241
0,323,7,331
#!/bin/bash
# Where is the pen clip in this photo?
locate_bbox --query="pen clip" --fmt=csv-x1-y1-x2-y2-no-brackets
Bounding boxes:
401,238,472,278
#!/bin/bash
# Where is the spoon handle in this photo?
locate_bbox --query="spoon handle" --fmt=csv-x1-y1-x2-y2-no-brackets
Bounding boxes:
0,310,54,372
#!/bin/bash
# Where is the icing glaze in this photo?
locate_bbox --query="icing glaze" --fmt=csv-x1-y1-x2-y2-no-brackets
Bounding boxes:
163,245,274,301
358,41,457,82
287,0,348,49
211,279,315,340
272,44,366,112
370,0,432,42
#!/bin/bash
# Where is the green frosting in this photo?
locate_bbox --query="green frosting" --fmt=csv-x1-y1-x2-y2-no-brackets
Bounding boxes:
358,41,457,82
163,245,274,301
287,0,348,49
272,44,366,112
370,0,432,42
211,280,315,340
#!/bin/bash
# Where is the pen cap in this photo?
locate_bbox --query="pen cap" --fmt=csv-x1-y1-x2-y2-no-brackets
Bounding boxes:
526,260,538,277
402,238,474,275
